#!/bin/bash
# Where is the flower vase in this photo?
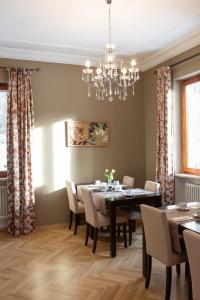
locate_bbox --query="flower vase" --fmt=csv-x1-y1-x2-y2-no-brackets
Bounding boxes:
107,178,112,185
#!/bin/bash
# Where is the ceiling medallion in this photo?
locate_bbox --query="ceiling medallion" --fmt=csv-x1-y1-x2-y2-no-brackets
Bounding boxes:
82,0,140,101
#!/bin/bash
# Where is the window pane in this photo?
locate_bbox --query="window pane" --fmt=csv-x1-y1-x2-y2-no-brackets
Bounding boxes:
0,91,7,171
186,81,200,169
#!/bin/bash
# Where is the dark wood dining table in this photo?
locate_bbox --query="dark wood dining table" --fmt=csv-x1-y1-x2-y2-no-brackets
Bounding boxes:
178,220,200,235
106,193,162,257
142,203,200,276
160,202,200,236
142,202,200,300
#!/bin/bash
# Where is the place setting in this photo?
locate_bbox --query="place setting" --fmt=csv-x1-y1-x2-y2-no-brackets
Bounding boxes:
167,202,200,223
175,202,190,211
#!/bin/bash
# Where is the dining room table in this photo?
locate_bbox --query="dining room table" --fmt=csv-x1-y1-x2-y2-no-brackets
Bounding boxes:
77,184,162,257
162,202,200,251
142,201,200,300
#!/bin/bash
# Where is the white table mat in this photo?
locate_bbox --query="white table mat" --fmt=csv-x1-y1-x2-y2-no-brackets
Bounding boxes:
77,185,154,215
166,203,200,253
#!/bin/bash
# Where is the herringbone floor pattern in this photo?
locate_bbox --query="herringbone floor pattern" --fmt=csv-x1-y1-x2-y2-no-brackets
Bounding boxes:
0,224,189,300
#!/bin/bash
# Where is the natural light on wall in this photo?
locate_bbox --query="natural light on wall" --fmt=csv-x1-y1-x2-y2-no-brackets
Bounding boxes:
52,120,71,191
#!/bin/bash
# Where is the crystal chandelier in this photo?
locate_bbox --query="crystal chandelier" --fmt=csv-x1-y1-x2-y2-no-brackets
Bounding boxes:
82,0,140,102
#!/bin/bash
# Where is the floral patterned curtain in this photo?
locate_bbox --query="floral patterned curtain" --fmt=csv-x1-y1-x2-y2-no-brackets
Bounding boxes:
7,68,35,237
156,66,175,205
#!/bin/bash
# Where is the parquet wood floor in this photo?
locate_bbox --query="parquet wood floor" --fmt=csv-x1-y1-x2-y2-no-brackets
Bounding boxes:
0,224,189,300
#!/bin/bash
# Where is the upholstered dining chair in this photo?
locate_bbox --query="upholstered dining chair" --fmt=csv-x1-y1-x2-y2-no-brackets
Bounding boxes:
81,188,128,254
66,180,85,235
127,180,160,245
122,176,135,188
141,205,187,300
144,180,160,193
117,176,134,238
184,230,200,300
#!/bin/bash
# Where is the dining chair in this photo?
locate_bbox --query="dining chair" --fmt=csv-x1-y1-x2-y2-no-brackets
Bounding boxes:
184,230,200,300
122,176,135,188
117,175,134,237
127,180,160,245
141,204,187,300
66,180,85,235
81,188,128,254
144,180,160,193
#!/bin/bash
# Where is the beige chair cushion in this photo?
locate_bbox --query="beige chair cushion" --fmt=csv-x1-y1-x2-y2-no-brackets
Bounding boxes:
184,230,200,300
144,181,160,193
77,201,85,214
66,180,85,214
116,181,160,222
81,188,98,227
81,188,128,228
123,176,135,188
124,181,160,222
128,181,160,221
96,212,110,228
98,210,127,228
141,204,186,266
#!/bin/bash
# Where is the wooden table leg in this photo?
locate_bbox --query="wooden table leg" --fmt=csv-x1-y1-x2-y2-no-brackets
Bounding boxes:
142,225,147,278
110,203,116,257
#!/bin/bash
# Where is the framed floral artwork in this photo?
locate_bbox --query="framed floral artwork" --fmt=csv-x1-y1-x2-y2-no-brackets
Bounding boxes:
66,121,109,146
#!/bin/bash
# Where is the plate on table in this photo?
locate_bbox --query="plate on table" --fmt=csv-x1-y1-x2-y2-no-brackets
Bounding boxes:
192,213,200,219
176,206,190,211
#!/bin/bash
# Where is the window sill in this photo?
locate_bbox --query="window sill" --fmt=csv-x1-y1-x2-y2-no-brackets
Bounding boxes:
0,177,7,182
175,173,200,180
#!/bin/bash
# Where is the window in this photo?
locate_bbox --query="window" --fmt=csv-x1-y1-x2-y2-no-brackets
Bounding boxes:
0,83,7,178
182,75,200,175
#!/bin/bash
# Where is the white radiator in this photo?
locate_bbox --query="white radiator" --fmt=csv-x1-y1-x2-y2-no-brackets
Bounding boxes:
185,183,200,202
0,180,7,228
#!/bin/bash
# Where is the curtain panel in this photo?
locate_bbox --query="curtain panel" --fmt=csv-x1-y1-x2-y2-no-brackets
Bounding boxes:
7,68,36,237
156,66,175,205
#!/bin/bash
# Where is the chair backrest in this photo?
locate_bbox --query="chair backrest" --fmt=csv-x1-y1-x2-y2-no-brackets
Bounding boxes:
184,230,200,300
81,188,98,228
66,180,78,213
123,176,135,187
140,204,173,266
144,180,160,193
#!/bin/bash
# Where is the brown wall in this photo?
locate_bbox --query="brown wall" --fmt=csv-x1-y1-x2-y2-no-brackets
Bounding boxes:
1,44,199,225
143,45,200,180
0,58,145,225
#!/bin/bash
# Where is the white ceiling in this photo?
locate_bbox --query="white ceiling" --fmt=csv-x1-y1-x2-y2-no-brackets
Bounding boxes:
0,0,200,70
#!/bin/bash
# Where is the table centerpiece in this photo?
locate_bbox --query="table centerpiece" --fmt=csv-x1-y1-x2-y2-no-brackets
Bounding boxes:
104,169,115,184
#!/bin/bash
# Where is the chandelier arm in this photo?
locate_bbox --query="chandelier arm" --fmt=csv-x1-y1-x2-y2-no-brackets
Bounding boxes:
86,82,105,90
115,81,137,88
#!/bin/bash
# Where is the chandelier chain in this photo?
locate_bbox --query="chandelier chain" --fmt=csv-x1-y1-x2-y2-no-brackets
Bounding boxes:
108,4,112,45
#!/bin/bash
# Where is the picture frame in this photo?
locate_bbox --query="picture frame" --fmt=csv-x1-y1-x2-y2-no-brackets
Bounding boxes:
66,121,109,147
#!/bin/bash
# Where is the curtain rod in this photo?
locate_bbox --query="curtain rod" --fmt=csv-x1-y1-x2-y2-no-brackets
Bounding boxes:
0,66,41,72
154,52,200,74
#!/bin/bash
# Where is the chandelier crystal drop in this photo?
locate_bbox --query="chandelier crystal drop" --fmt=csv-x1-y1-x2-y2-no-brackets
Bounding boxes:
82,0,140,102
